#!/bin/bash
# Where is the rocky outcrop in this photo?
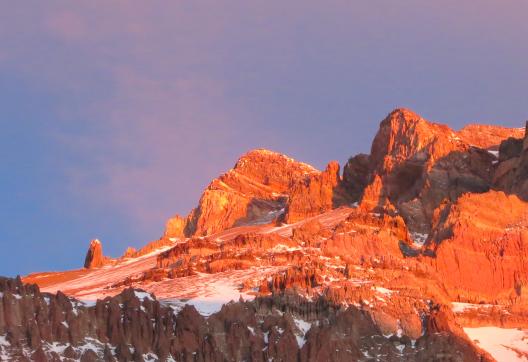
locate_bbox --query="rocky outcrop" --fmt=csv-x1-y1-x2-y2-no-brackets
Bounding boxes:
493,122,528,200
284,161,353,223
184,149,318,236
83,239,107,269
426,191,528,304
342,153,371,200
359,108,521,236
323,209,409,262
158,112,522,240
163,214,186,239
0,276,491,362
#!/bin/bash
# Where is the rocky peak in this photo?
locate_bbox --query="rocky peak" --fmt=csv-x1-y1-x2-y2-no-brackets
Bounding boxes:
84,239,106,269
233,148,318,183
369,108,462,175
360,108,523,235
182,149,322,237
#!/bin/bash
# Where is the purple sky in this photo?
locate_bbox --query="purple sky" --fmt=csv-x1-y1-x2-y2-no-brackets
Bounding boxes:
1,1,527,276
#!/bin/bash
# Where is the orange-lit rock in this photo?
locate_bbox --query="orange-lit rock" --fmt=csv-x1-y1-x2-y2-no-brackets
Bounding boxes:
426,191,528,303
83,239,107,269
359,108,520,235
284,161,351,223
19,108,528,361
457,123,525,149
184,149,318,236
164,214,186,239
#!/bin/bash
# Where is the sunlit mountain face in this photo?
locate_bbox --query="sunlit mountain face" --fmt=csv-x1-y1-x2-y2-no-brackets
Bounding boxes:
2,2,528,361
1,109,524,361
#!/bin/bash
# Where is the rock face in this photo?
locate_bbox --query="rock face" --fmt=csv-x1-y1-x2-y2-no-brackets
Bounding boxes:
83,239,107,269
457,123,525,149
426,191,528,303
0,276,492,362
163,214,186,239
358,108,520,236
493,121,528,200
284,161,352,223
184,149,319,236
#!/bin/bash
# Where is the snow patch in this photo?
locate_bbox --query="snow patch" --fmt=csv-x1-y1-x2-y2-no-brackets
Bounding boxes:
293,317,312,348
143,352,160,362
464,327,528,362
134,291,154,301
171,273,253,316
374,287,393,295
487,149,500,158
451,302,493,313
410,232,428,247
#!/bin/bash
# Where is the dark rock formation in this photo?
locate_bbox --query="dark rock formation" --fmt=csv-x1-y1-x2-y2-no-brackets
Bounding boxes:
0,276,492,362
493,121,528,200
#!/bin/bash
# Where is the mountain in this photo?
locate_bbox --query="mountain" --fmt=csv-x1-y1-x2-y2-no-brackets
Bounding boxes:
4,108,527,361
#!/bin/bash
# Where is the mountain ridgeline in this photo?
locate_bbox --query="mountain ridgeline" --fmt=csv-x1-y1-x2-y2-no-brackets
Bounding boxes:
11,108,528,361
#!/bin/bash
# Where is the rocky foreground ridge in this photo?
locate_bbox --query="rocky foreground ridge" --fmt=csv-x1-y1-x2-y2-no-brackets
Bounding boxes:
0,276,490,361
20,108,528,361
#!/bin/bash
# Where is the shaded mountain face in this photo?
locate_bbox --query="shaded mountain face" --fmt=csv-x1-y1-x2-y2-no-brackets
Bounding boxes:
14,108,528,361
0,277,492,362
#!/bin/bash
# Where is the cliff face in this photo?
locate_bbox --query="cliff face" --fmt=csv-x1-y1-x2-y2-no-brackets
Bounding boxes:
426,191,528,303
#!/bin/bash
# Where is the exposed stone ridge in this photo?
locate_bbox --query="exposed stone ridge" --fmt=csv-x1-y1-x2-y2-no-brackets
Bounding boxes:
16,107,528,361
159,112,522,240
0,276,492,362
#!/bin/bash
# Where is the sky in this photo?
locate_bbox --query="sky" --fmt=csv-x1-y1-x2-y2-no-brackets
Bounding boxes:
1,1,527,276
